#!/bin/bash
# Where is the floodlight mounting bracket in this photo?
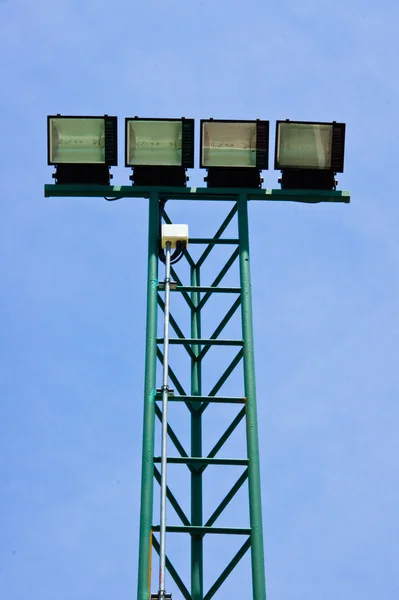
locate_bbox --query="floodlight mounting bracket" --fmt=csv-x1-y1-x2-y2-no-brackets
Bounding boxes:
44,185,350,204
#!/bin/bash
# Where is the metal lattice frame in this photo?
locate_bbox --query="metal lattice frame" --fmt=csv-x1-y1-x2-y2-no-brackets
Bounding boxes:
43,184,350,600
139,192,266,600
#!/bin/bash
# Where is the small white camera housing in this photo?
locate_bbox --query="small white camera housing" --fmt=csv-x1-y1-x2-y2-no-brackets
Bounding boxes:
161,224,189,249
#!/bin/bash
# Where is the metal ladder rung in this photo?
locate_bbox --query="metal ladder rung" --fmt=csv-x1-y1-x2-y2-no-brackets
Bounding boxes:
152,525,251,536
154,394,246,404
158,284,241,294
188,238,239,245
153,457,248,466
156,338,244,347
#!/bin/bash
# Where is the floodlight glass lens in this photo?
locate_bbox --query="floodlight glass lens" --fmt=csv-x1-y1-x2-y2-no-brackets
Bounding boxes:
277,123,333,169
49,118,106,164
202,122,257,168
126,120,183,166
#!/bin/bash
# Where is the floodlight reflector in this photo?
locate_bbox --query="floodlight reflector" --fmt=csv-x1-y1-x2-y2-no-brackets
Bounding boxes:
275,121,345,171
200,120,269,169
125,118,194,167
47,116,117,165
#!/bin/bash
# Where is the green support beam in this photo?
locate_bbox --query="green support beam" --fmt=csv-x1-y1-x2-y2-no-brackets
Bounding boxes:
190,260,203,600
137,192,159,600
237,194,266,600
44,184,350,203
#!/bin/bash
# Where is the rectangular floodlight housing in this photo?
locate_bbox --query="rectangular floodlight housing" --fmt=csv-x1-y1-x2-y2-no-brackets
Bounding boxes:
125,117,194,167
275,120,345,172
200,119,269,169
47,115,118,166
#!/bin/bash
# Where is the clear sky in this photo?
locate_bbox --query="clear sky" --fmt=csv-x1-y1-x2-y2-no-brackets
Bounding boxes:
1,1,399,599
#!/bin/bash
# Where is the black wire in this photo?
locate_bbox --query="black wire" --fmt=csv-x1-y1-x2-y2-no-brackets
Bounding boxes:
170,241,187,265
170,251,185,265
104,195,186,264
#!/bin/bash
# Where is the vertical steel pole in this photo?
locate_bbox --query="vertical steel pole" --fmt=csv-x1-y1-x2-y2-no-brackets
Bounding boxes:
190,264,203,600
158,242,172,600
237,194,267,600
137,192,160,600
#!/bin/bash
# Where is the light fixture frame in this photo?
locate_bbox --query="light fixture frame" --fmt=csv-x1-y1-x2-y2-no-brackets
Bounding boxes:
47,115,118,166
274,120,346,172
124,117,195,168
199,118,269,170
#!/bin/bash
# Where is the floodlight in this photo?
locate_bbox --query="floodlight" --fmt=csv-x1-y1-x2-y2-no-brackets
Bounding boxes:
200,119,269,188
47,115,117,185
275,120,346,190
125,117,194,186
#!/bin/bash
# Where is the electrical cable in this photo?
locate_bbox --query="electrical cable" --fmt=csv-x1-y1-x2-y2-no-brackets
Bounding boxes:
170,241,187,265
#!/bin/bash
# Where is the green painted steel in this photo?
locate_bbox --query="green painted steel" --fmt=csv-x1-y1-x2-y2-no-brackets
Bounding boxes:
44,184,350,203
157,338,244,347
190,263,203,600
204,349,244,405
189,238,239,245
137,192,160,600
152,537,192,600
152,526,252,535
153,457,249,466
205,470,249,527
44,182,350,600
197,248,240,310
153,466,190,526
170,286,241,294
154,405,188,459
237,194,267,600
203,538,252,600
198,297,242,361
196,205,238,269
141,190,269,600
202,407,246,469
155,395,246,404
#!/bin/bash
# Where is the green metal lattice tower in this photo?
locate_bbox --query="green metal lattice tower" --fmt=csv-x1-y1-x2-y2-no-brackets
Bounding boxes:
44,183,350,600
140,192,265,600
133,187,350,600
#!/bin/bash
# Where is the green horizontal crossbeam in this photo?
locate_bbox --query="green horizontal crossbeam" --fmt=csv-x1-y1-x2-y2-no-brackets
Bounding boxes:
199,348,244,415
154,394,246,404
44,184,351,204
168,286,241,294
157,338,244,347
153,457,249,467
189,238,239,245
204,537,251,600
152,525,251,535
199,407,246,474
154,404,189,458
154,466,190,526
199,297,242,362
169,267,195,311
156,349,187,396
205,469,249,527
198,247,240,310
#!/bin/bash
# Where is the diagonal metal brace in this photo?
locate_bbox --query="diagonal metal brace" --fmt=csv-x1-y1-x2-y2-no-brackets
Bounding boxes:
152,535,192,600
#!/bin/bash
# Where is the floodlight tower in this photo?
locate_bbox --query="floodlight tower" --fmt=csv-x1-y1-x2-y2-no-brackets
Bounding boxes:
45,115,349,600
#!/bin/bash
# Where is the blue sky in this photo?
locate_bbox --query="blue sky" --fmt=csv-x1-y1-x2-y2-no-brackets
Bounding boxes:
1,1,399,599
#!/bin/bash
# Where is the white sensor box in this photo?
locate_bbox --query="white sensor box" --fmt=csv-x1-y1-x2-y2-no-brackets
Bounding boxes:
161,224,189,249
